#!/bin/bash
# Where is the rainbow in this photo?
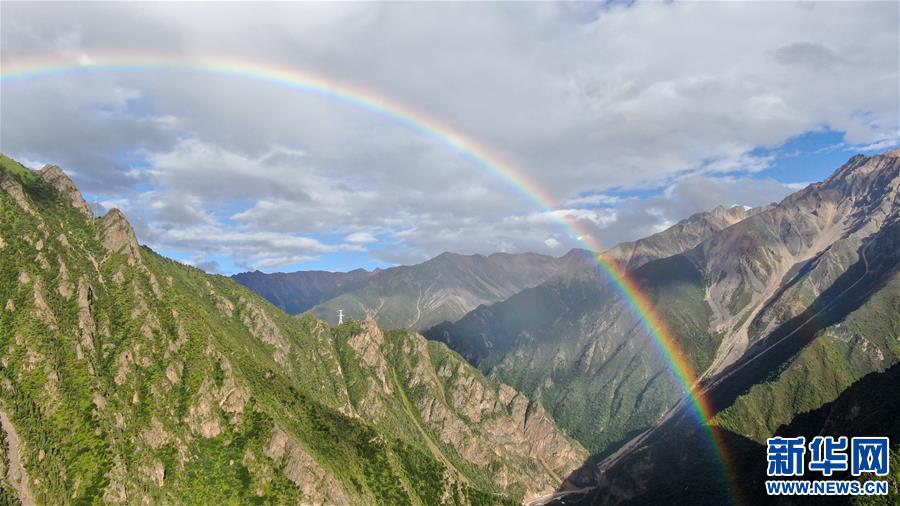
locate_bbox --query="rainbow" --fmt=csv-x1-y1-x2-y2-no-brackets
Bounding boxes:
1,56,739,501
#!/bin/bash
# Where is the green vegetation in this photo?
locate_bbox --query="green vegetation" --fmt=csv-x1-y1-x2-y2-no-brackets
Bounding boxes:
0,156,563,504
716,274,900,442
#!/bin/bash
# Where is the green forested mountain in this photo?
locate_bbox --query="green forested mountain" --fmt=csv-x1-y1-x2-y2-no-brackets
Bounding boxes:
0,154,585,505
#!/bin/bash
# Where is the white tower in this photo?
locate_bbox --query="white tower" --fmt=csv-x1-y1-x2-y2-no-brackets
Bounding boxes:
337,309,344,325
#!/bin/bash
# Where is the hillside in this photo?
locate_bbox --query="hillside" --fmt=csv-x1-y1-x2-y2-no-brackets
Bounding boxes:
0,154,586,505
427,151,899,457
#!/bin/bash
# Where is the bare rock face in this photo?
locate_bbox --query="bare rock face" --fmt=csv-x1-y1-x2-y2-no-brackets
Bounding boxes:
703,150,900,370
265,427,349,505
347,317,392,394
38,165,94,220
340,322,587,499
98,208,141,262
0,411,36,506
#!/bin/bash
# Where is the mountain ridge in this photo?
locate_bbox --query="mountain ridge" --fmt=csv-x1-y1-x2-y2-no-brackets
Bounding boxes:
237,248,594,331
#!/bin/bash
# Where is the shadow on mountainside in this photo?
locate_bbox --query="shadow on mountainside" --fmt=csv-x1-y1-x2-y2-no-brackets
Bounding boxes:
550,219,899,505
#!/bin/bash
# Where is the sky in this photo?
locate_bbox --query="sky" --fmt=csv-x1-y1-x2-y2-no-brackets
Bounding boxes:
1,1,898,274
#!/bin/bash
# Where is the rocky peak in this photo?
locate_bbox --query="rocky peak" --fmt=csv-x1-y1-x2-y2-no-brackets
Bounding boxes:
709,204,755,225
98,208,141,261
38,165,93,220
598,203,758,272
820,150,900,190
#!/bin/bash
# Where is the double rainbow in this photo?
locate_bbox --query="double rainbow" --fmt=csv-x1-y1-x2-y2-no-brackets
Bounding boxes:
1,56,739,501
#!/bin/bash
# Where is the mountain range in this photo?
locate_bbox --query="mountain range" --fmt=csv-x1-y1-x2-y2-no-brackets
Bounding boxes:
232,268,376,316
1,149,897,505
236,250,592,331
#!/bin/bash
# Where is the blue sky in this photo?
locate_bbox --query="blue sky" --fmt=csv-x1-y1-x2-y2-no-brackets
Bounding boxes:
752,130,860,183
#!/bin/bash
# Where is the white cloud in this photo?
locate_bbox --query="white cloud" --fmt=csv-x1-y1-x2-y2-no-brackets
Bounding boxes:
345,232,377,244
563,193,621,207
850,136,900,152
143,224,366,270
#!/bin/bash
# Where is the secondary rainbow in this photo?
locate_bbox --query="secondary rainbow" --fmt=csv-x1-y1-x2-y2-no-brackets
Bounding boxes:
1,55,740,501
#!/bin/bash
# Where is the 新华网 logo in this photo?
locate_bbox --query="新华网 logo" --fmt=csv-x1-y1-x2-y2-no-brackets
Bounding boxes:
765,436,890,496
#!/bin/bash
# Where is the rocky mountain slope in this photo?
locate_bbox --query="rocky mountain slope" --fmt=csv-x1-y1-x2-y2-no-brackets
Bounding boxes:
241,249,592,331
428,150,899,459
232,268,375,315
425,204,754,367
602,204,756,272
0,154,586,505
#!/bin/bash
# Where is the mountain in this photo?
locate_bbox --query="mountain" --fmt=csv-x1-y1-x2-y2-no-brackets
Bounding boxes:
426,150,899,459
239,249,592,331
243,205,751,332
0,154,586,505
232,269,375,315
555,211,899,503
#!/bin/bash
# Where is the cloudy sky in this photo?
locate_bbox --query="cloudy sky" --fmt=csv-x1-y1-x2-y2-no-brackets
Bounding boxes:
1,1,897,273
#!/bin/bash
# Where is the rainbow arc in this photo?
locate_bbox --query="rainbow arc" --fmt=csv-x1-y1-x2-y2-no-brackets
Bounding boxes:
2,55,740,502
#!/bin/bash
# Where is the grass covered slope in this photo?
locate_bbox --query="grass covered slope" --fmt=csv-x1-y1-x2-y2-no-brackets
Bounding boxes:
0,154,584,504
